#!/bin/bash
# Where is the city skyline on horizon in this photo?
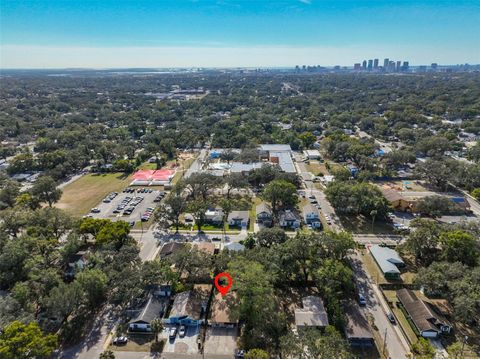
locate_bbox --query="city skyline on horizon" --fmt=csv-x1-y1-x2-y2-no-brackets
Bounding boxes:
1,0,479,68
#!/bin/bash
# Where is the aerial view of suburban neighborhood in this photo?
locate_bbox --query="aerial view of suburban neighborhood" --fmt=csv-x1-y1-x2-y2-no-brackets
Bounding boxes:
1,2,480,359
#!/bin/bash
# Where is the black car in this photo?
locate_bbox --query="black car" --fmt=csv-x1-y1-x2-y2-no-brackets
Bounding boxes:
387,312,396,324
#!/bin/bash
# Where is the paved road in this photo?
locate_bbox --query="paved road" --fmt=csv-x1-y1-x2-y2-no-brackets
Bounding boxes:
293,153,342,231
349,252,410,359
353,233,405,246
184,149,207,179
293,152,411,357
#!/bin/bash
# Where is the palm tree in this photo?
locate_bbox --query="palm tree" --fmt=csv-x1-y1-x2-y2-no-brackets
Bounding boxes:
150,319,163,343
220,198,234,242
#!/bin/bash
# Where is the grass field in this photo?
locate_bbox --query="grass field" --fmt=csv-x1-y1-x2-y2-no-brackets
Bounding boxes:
56,173,132,217
339,215,395,234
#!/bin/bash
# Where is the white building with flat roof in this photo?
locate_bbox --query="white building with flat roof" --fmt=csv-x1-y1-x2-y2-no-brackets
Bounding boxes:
303,150,321,160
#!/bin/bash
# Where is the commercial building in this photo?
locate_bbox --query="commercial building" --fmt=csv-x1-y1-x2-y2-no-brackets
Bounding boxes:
369,245,405,280
373,58,379,69
131,169,175,186
303,149,321,160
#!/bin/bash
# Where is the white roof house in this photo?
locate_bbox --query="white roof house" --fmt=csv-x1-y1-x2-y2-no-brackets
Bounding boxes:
303,150,321,159
295,296,329,328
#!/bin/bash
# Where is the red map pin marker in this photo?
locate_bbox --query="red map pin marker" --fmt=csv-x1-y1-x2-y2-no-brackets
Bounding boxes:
214,272,233,297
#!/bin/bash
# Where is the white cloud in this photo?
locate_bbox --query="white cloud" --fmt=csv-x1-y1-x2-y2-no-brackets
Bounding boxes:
0,44,478,68
298,0,311,4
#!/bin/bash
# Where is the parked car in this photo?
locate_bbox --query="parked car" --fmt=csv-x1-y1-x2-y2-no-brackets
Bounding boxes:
169,327,177,339
91,208,100,213
358,293,366,306
112,336,128,345
387,312,396,324
236,349,245,358
179,325,186,337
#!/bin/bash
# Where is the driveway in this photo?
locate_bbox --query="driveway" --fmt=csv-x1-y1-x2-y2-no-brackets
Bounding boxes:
161,325,200,355
204,327,237,356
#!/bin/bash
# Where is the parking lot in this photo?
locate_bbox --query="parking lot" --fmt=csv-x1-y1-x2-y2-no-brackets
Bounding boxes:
204,327,238,356
87,187,164,226
161,325,200,354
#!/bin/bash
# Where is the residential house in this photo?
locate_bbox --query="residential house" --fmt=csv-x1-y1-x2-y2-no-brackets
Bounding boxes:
223,242,245,251
65,250,89,278
168,285,211,327
208,292,239,328
128,295,166,332
396,289,452,338
205,208,224,226
153,285,172,297
256,203,272,227
159,242,185,258
303,204,322,229
278,210,301,229
294,296,329,329
369,245,405,280
343,301,374,347
191,242,216,255
228,211,249,229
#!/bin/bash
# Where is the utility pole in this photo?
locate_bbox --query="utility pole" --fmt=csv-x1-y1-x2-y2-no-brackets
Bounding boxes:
383,328,388,357
460,335,468,358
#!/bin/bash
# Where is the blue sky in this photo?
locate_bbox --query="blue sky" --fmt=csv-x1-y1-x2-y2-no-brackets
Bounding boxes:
1,0,479,68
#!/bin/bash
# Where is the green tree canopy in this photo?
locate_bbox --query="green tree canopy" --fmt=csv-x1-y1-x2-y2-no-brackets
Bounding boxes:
0,321,58,359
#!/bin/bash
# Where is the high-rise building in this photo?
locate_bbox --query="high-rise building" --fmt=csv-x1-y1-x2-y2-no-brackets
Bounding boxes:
373,59,379,69
388,61,396,72
431,63,438,70
402,61,409,71
367,59,373,70
396,61,401,71
353,63,361,70
362,60,367,69
383,58,389,68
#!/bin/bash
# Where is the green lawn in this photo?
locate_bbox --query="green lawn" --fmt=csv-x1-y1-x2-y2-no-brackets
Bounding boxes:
56,173,132,217
393,307,419,345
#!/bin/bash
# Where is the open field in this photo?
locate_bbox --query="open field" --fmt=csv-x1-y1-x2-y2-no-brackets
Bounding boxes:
339,215,395,234
56,173,132,217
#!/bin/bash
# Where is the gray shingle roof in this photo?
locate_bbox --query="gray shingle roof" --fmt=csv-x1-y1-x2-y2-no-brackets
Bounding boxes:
129,295,164,324
396,289,451,334
169,291,203,320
